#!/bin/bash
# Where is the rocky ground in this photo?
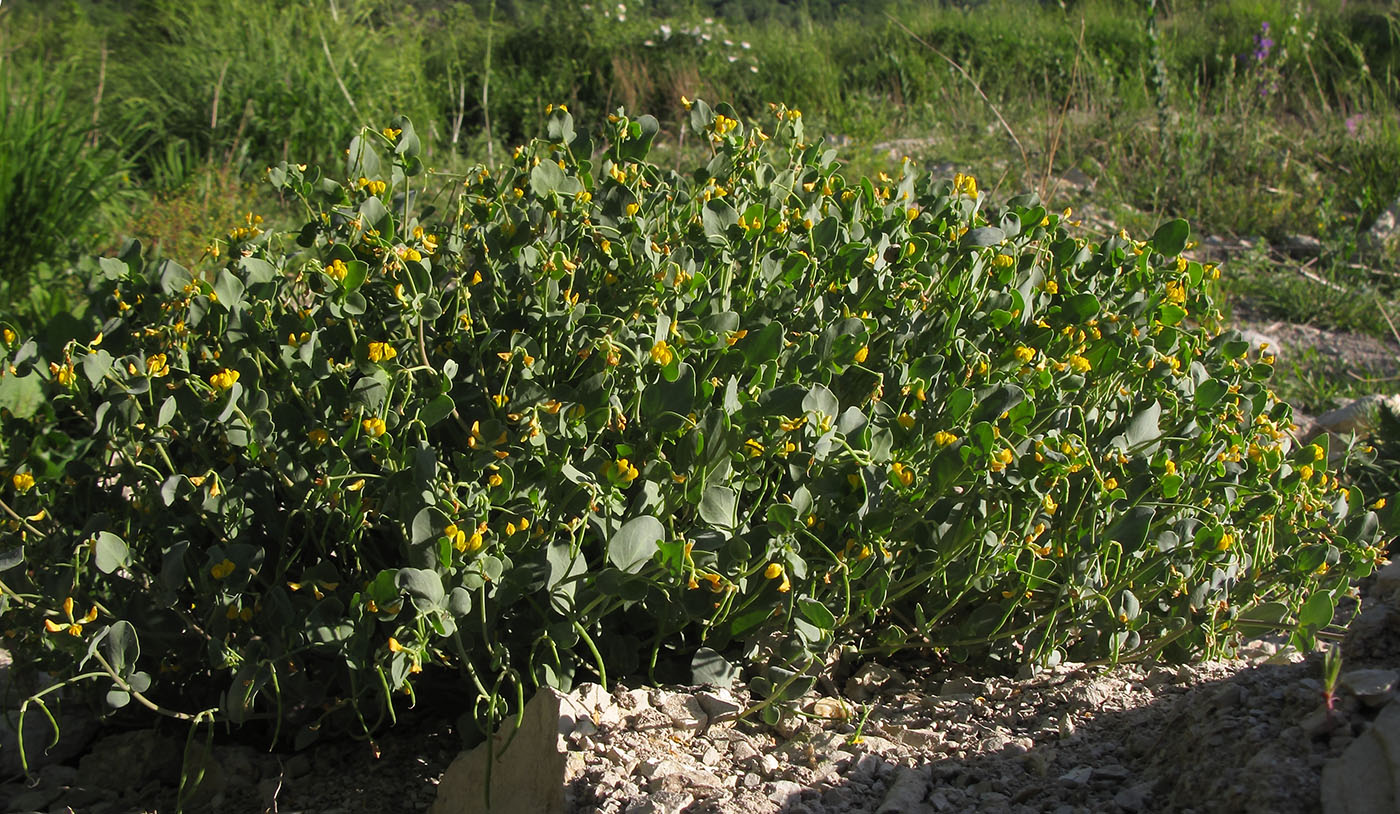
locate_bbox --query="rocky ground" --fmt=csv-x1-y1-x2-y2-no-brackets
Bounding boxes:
4,561,1400,814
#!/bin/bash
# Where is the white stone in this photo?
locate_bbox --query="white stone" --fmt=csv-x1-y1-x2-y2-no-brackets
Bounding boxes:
1315,394,1400,437
431,689,571,814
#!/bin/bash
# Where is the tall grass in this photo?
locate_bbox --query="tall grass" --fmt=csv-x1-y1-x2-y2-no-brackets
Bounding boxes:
0,55,129,320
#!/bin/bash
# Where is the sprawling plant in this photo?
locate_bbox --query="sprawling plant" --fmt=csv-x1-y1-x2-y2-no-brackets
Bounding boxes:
0,100,1390,753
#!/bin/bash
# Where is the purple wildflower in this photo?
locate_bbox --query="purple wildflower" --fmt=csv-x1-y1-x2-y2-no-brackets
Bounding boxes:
1345,115,1362,136
1253,22,1274,62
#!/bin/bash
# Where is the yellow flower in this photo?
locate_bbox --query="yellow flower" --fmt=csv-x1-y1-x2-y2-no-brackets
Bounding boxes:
992,253,1015,269
726,329,748,346
308,428,329,447
1307,444,1325,462
953,172,978,198
362,417,387,437
744,439,764,458
897,413,916,430
367,341,397,363
445,523,468,551
1298,465,1314,482
1103,477,1118,491
764,563,783,580
891,462,914,487
325,259,349,281
853,345,869,364
1014,345,1036,363
209,368,240,390
1163,459,1177,476
1043,280,1059,294
11,472,34,492
146,353,170,378
611,458,639,483
50,362,75,386
1067,355,1091,373
488,473,504,487
210,559,236,579
1,328,14,345
388,636,405,653
650,340,674,366
1043,494,1058,515
1164,281,1187,305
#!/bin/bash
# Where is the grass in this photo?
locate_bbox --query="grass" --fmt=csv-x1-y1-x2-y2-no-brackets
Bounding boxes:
1,0,1397,353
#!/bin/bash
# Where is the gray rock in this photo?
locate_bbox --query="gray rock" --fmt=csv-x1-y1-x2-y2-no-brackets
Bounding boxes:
657,693,708,733
939,676,986,697
877,765,933,813
625,790,694,814
77,730,183,793
1237,330,1283,364
1365,196,1400,250
0,650,101,778
767,779,804,804
846,663,904,701
430,688,571,814
694,690,742,724
1114,781,1154,812
1321,700,1400,814
1341,669,1399,708
1374,561,1400,603
1059,767,1093,787
1280,234,1324,257
1315,394,1400,437
1059,168,1096,193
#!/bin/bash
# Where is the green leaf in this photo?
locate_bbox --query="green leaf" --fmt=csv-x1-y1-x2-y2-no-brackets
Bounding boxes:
1298,590,1335,630
156,396,177,428
691,647,737,688
396,567,445,610
798,598,837,630
94,532,130,574
1159,304,1187,325
1125,401,1162,450
1151,218,1190,256
962,227,1005,248
420,394,455,428
1063,293,1101,322
82,350,114,387
0,372,43,420
212,270,245,308
700,486,738,530
702,200,740,242
608,516,664,574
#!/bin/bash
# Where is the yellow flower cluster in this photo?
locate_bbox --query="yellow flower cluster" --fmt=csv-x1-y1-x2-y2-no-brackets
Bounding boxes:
988,447,1014,472
711,114,739,136
650,340,674,366
43,597,98,637
211,558,236,579
992,253,1016,269
953,172,978,198
146,353,170,378
357,177,387,196
367,341,397,363
308,428,330,447
610,457,640,483
362,417,387,437
1014,345,1036,363
853,345,869,364
325,259,349,281
209,368,240,390
890,462,915,487
1067,355,1092,373
12,472,35,492
932,430,958,447
49,361,76,386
